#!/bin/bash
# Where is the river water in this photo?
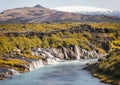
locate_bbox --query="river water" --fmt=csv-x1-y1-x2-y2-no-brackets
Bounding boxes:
0,59,111,85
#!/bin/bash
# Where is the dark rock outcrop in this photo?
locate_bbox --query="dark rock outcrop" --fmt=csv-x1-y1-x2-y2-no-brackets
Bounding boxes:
3,24,118,38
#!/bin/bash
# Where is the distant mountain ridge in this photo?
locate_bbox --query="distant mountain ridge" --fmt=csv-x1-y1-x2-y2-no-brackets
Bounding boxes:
0,5,120,23
52,6,120,18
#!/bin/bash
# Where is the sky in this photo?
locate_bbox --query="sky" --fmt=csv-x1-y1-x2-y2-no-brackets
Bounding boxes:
0,0,120,12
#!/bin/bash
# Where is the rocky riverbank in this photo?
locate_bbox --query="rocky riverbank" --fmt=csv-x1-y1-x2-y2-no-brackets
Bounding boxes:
84,63,120,85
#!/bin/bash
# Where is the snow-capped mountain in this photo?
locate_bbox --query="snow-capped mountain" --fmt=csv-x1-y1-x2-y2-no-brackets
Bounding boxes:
0,5,120,23
52,6,120,18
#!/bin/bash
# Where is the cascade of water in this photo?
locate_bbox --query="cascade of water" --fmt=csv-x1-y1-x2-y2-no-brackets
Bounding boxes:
55,57,61,61
8,69,19,75
74,45,80,60
29,60,44,71
44,51,54,58
47,58,59,64
62,47,68,59
43,50,62,64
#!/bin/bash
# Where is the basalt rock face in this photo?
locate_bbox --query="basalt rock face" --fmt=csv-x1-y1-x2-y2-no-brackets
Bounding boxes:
32,45,105,60
0,68,19,79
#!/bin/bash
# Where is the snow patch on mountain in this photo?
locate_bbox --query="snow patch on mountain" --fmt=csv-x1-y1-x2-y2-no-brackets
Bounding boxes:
52,6,120,18
52,6,112,12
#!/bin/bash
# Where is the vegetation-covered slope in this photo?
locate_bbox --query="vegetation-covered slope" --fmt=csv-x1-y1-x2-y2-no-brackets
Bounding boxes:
92,49,120,85
89,31,120,85
0,22,119,55
0,22,120,81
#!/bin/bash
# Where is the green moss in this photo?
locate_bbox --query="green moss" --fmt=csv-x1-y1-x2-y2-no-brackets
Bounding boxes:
0,59,27,67
0,76,3,80
21,54,41,59
0,36,42,55
89,22,120,30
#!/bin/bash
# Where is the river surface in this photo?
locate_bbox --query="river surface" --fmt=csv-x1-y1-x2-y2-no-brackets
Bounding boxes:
0,59,111,85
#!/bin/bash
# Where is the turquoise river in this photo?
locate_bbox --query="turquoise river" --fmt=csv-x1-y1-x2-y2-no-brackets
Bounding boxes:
0,59,111,85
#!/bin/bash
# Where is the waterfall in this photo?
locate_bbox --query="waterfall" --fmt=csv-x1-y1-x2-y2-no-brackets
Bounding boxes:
29,48,62,71
42,50,62,64
44,51,54,58
8,69,19,75
29,46,101,71
74,45,80,60
62,47,68,59
29,60,44,71
47,58,58,64
55,58,61,62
